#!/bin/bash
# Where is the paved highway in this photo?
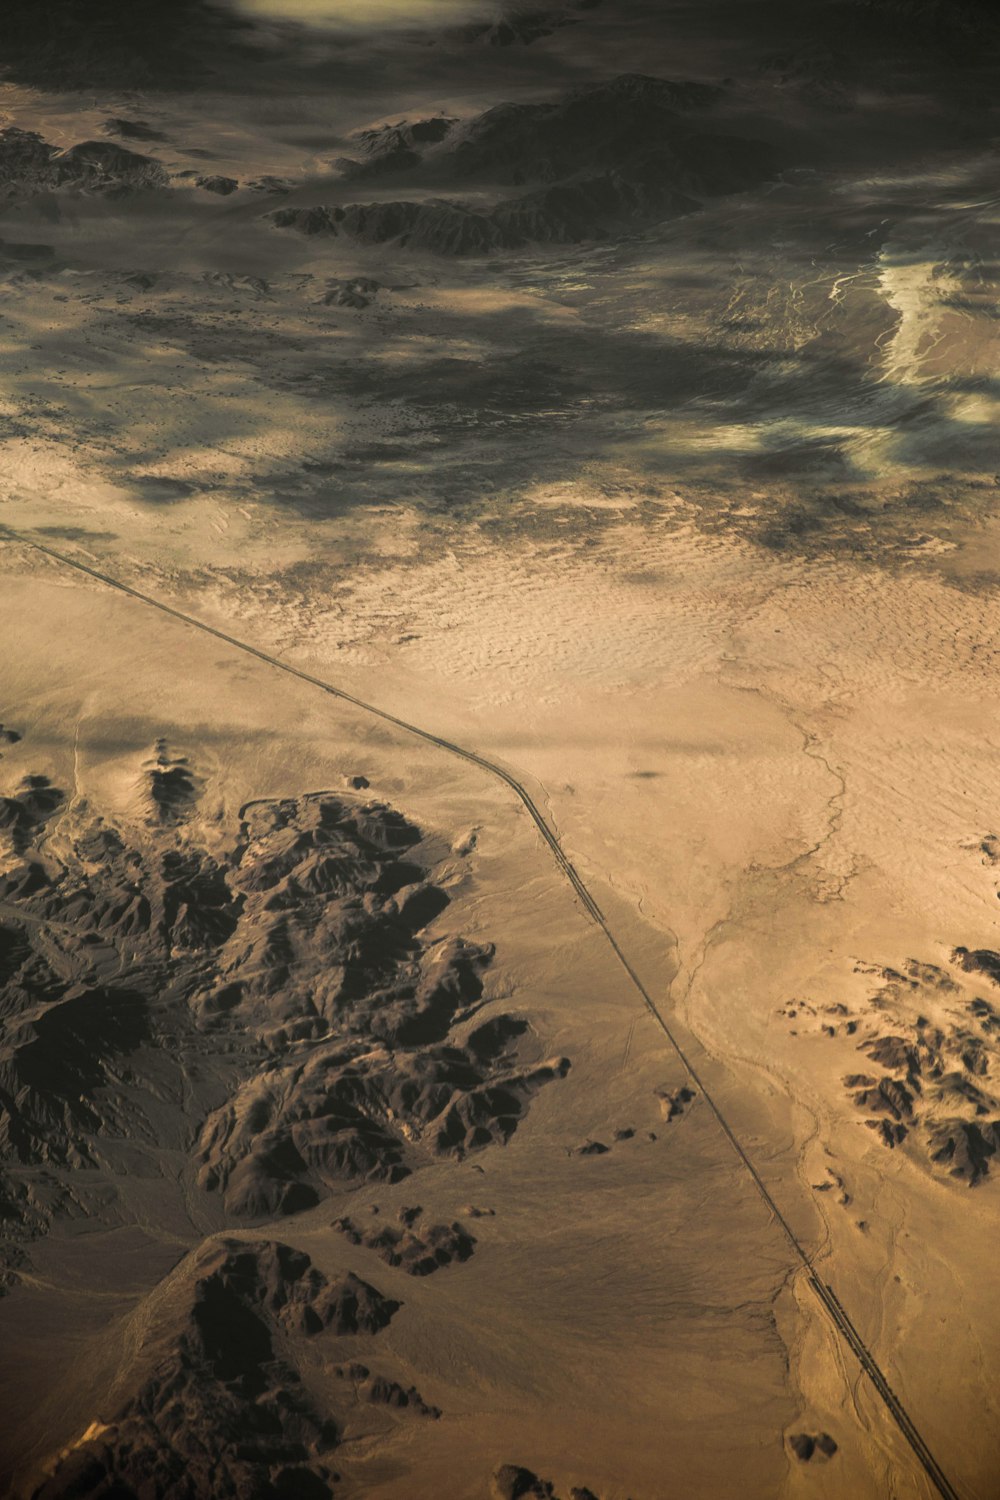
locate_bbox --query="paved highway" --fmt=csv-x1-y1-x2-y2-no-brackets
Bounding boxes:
4,528,963,1500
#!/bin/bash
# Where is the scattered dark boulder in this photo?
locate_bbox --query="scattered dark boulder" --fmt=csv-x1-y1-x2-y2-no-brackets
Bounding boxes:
852,1077,913,1121
336,116,455,180
270,204,339,236
145,740,199,823
656,1084,695,1121
321,277,382,308
861,1034,921,1074
340,198,521,255
101,116,166,141
366,1374,440,1416
834,960,1000,1185
788,1431,838,1461
927,1118,1000,1184
333,1362,440,1416
247,174,294,194
335,1213,476,1276
493,1466,556,1500
320,1271,401,1335
490,1470,609,1500
55,140,169,190
953,947,1000,985
865,1119,908,1148
196,173,239,194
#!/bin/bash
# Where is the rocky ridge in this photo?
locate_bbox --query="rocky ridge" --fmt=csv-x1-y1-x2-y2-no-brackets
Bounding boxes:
269,74,775,255
0,729,569,1267
779,951,1000,1185
32,1239,407,1499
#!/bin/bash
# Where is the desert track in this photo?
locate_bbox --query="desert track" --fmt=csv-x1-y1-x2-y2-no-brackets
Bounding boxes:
5,529,963,1500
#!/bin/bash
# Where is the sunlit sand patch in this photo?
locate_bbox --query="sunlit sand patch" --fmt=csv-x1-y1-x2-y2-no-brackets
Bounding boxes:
49,1423,113,1469
0,441,132,517
636,420,765,455
365,334,495,363
877,216,1000,394
413,285,582,323
522,480,641,511
949,390,1000,427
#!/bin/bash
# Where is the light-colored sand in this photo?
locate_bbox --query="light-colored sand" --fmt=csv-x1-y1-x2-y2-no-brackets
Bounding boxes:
2,5,1000,1495
0,575,855,1500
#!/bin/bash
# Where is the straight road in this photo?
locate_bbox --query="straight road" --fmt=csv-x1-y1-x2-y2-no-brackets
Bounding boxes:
2,527,964,1500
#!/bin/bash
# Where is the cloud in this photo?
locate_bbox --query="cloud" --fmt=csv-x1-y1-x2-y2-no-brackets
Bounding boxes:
231,0,490,27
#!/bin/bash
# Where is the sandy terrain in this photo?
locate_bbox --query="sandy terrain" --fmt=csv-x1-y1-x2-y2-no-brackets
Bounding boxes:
2,1,999,1497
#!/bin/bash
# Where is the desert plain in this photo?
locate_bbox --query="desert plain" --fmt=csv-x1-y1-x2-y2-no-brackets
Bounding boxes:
1,1,999,1497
